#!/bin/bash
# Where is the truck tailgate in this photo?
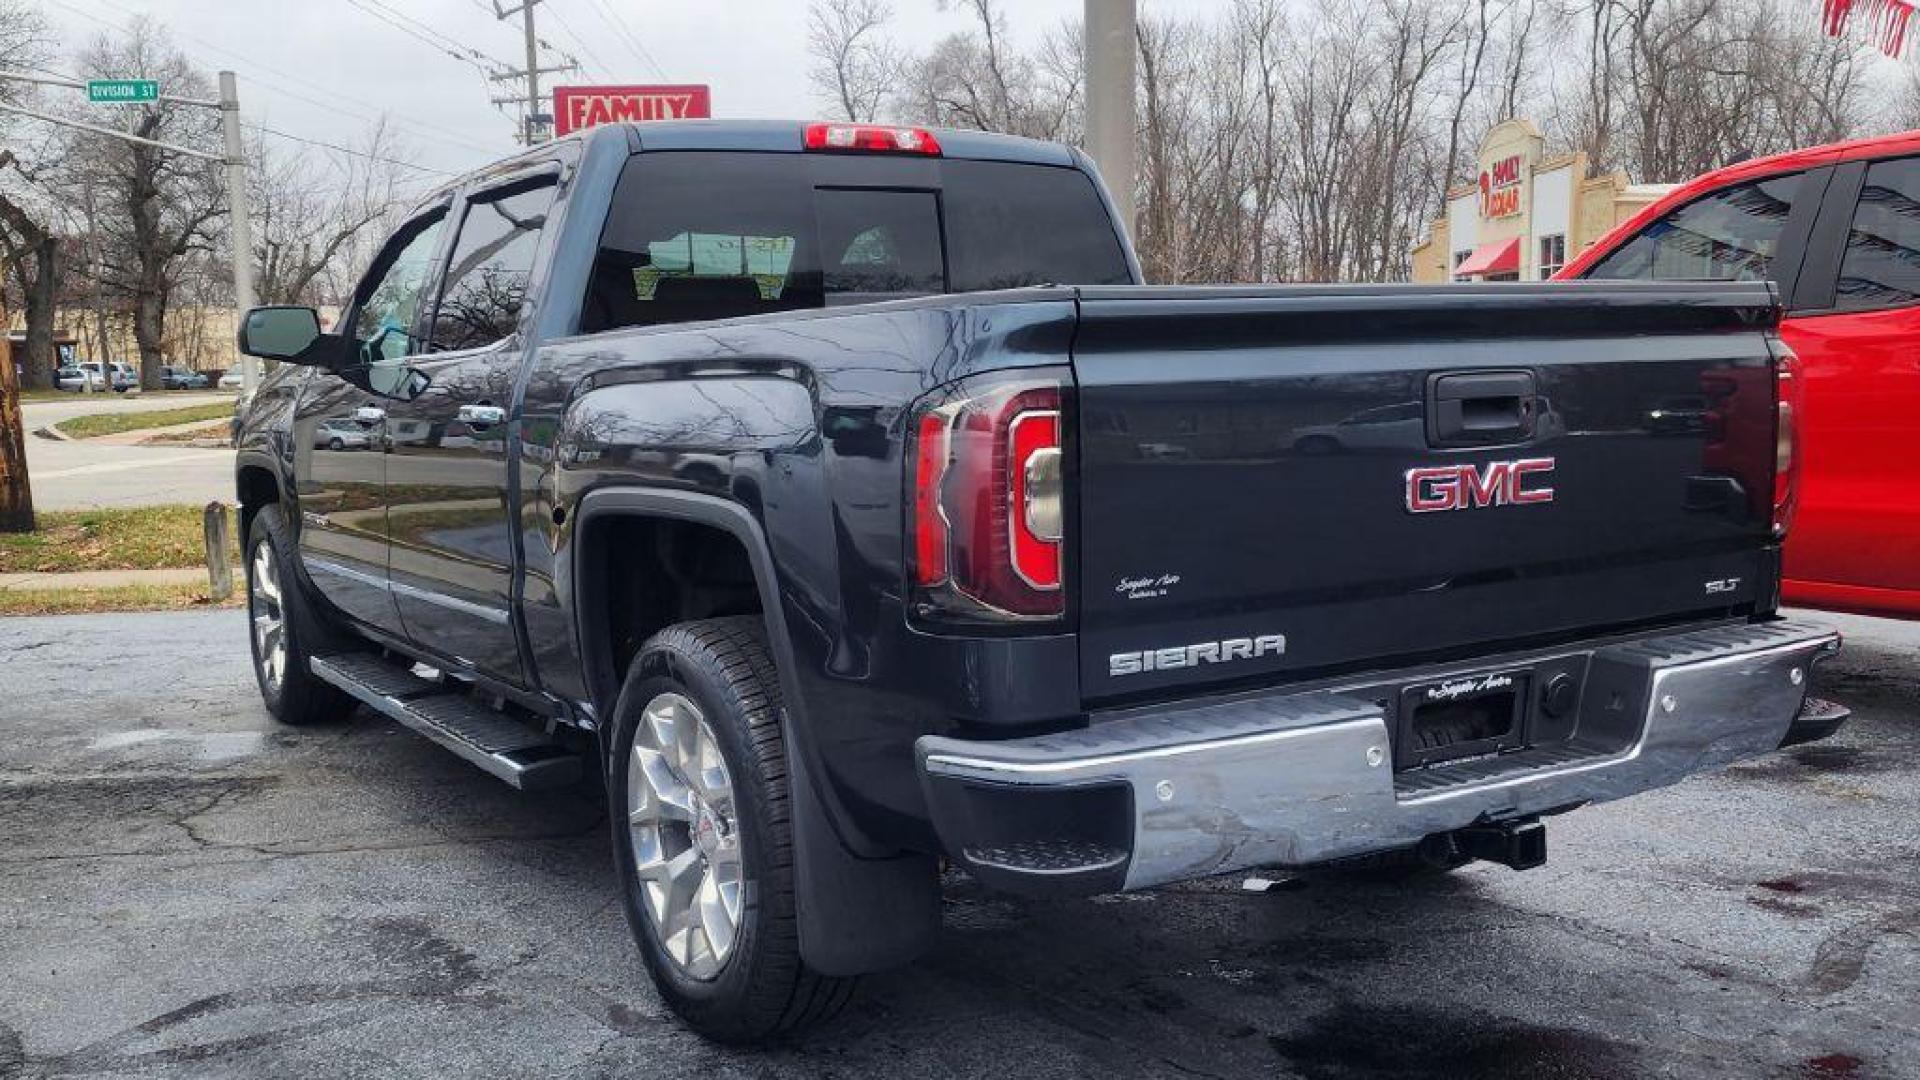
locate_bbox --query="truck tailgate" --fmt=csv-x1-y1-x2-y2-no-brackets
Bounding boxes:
1071,283,1783,701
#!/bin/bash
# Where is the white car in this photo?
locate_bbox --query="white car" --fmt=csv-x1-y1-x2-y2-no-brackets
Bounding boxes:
218,369,245,390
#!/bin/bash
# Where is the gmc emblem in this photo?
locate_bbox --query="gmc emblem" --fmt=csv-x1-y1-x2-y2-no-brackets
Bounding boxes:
1405,457,1556,513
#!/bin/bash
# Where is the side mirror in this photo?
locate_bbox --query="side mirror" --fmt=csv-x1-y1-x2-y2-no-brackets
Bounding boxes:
237,306,341,366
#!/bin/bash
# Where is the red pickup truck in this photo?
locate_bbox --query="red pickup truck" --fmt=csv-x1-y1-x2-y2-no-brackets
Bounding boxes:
1558,131,1920,619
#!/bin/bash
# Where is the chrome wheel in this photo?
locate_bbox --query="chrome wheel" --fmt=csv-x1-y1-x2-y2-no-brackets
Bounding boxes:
249,542,287,692
627,691,743,981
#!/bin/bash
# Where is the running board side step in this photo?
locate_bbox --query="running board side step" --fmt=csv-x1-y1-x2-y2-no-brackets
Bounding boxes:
310,654,582,791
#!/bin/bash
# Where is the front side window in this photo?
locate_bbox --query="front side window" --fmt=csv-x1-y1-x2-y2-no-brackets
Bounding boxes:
1834,156,1920,310
431,177,558,351
350,209,448,364
1586,173,1803,283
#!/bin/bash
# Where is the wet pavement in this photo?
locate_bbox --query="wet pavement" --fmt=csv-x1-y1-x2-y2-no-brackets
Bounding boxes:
0,609,1914,1079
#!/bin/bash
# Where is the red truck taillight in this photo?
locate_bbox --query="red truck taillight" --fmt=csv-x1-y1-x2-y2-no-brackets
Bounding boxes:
1772,341,1801,539
909,371,1067,622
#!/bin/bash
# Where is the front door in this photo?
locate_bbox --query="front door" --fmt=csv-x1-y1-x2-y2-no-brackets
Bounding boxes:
294,205,449,634
383,172,560,682
1781,154,1920,608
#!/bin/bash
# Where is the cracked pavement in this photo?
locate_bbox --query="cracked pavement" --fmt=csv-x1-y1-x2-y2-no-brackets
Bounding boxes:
0,609,1916,1079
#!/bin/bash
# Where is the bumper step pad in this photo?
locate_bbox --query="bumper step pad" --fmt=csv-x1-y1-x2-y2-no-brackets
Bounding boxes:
311,653,580,791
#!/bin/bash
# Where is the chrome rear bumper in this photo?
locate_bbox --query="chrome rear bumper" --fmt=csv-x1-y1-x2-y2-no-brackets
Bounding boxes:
917,619,1840,893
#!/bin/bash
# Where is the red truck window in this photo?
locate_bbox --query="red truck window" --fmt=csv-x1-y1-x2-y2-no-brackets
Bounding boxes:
1587,173,1804,283
1834,156,1920,310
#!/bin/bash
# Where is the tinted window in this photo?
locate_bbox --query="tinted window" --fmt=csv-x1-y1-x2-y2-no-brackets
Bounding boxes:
582,151,1132,333
431,177,557,351
1835,156,1920,310
350,209,448,363
818,188,944,299
1587,173,1803,283
942,159,1130,291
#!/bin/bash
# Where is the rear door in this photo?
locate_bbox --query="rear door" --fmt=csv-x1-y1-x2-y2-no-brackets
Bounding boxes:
1776,155,1920,604
1070,285,1783,701
294,204,449,632
383,170,561,681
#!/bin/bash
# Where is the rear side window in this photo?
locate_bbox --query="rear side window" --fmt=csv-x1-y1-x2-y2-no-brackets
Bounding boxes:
942,160,1130,291
1834,156,1920,310
1587,173,1804,283
431,176,557,351
582,151,1130,333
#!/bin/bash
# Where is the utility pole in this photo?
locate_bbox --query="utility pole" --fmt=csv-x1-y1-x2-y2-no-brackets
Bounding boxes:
219,71,257,397
1084,0,1137,242
489,1,576,145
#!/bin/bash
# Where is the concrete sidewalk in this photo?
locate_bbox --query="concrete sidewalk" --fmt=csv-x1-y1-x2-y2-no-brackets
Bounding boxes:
0,567,213,592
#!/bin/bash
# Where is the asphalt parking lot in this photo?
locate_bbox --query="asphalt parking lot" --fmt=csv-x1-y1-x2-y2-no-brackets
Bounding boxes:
0,609,1914,1079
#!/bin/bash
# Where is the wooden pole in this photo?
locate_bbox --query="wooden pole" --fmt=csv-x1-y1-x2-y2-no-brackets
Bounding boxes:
0,339,35,533
203,501,233,600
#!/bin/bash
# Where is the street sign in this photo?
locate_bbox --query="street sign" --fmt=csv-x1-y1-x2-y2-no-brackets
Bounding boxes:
87,79,158,104
552,85,710,136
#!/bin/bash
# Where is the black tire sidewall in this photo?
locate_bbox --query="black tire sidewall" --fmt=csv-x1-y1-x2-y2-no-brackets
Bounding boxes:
608,635,785,1036
246,505,347,725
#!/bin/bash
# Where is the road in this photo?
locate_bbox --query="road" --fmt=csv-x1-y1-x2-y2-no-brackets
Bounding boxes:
0,609,1914,1079
20,394,235,511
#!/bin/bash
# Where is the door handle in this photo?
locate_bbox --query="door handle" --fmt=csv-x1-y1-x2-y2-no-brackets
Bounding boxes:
1427,370,1535,446
353,406,386,425
458,404,507,428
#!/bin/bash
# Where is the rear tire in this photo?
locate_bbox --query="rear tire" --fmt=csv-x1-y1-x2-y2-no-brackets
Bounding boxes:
245,505,353,726
609,616,855,1043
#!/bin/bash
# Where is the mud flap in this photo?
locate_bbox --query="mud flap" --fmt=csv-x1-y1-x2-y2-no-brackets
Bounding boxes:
791,746,941,977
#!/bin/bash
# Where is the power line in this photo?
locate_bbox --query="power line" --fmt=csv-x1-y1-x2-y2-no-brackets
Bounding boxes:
342,0,502,77
543,3,615,81
582,0,668,78
44,0,506,156
243,123,459,177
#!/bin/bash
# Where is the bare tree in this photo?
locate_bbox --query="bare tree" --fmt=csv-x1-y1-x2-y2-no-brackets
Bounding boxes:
0,0,65,390
250,119,415,307
808,0,898,122
67,20,226,390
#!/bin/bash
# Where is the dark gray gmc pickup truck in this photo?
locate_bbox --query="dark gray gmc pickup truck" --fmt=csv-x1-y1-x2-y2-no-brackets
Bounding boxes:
231,119,1845,1041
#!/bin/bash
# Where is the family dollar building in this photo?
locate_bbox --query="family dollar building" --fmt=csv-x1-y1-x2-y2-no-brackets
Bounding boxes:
1411,119,1675,283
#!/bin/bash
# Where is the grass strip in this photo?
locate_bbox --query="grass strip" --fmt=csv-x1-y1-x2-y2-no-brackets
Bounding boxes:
0,580,241,616
57,402,232,439
0,504,238,573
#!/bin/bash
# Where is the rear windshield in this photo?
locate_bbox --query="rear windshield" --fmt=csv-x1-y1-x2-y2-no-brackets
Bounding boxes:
581,151,1131,333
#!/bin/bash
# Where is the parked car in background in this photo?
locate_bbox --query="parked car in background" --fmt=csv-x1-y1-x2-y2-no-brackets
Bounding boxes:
1559,129,1920,619
311,417,372,451
161,365,210,390
63,361,135,392
218,369,244,390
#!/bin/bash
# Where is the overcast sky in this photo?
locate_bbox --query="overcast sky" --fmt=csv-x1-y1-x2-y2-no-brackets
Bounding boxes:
38,0,1219,178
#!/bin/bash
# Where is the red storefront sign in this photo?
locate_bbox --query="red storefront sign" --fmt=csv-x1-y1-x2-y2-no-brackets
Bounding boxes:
552,85,712,135
1479,154,1523,219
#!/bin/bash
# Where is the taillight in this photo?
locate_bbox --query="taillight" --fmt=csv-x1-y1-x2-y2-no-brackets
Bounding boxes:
1772,341,1801,539
908,371,1067,622
804,122,942,155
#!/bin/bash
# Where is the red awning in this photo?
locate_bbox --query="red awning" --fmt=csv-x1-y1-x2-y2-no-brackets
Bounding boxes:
1455,237,1521,277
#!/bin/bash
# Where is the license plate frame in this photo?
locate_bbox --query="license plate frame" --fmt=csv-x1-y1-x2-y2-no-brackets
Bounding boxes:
1394,669,1531,771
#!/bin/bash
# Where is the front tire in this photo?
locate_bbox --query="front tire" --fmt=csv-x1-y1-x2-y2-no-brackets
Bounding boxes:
246,505,352,726
609,617,854,1043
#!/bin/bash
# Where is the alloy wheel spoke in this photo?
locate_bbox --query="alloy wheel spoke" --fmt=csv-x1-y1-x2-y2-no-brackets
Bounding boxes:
625,691,744,981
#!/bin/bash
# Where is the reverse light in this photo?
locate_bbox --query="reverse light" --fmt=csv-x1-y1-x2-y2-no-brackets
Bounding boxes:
908,372,1067,622
1772,341,1801,539
804,122,943,155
